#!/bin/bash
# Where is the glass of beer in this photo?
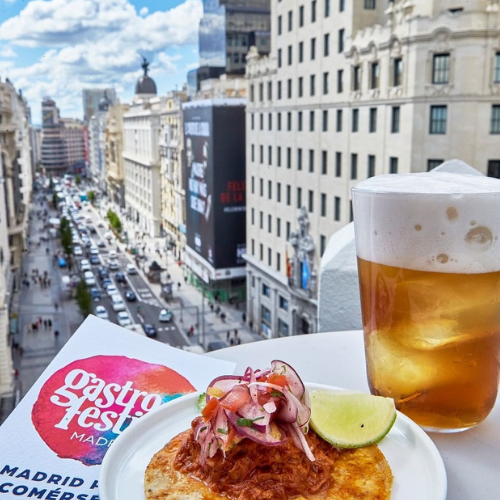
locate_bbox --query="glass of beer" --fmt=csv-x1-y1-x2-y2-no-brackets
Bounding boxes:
352,172,500,432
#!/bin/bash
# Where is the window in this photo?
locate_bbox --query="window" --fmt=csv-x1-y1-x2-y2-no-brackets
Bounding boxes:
311,38,316,60
368,155,375,177
260,179,264,196
393,58,403,86
427,159,444,171
309,149,314,172
287,112,292,130
353,65,361,91
351,153,358,179
287,185,291,205
277,146,281,167
278,49,282,68
297,148,303,170
268,146,272,165
277,217,281,237
259,83,264,101
279,295,289,311
297,187,302,208
287,147,291,168
350,200,353,222
339,0,345,11
268,248,272,266
322,150,328,174
277,182,282,201
250,84,254,102
323,72,329,94
390,106,400,133
288,45,293,65
278,81,282,99
432,53,450,84
364,0,376,8
299,41,304,62
299,5,304,27
262,283,271,297
260,145,264,163
337,69,344,93
286,221,291,239
325,0,331,17
278,112,282,130
338,29,345,53
321,193,327,216
278,15,282,35
309,110,315,131
370,62,379,89
369,108,377,133
288,10,293,31
352,109,359,132
495,53,500,83
324,33,330,56
336,109,343,131
268,113,272,130
251,208,255,225
310,74,316,96
308,190,314,212
334,196,341,221
251,239,255,255
298,76,303,97
491,105,500,134
390,157,398,174
268,81,272,100
268,214,272,233
322,110,328,131
311,0,317,22
251,113,255,130
320,235,326,256
487,160,500,179
259,211,263,228
251,176,255,193
278,319,289,337
260,113,264,130
430,105,447,134
251,144,255,162
298,111,303,131
335,152,342,176
287,79,292,98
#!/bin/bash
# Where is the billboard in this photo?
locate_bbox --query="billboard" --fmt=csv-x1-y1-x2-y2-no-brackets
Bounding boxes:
183,100,246,273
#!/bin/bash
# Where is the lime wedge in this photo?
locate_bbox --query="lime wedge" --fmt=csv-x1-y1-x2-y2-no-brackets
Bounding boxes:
310,389,396,449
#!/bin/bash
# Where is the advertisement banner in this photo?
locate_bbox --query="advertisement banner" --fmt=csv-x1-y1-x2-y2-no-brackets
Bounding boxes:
0,316,234,499
183,101,246,273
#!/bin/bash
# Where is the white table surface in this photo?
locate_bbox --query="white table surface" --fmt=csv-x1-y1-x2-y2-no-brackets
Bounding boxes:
207,330,500,500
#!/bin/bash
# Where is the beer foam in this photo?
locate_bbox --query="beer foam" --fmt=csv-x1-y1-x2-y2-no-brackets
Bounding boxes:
352,173,500,274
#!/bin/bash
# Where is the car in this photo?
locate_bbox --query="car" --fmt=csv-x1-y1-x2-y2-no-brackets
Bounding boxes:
94,305,108,320
90,246,99,255
73,246,83,256
110,293,126,312
116,311,132,327
207,340,229,352
97,222,105,228
90,255,100,265
84,239,92,248
84,271,96,286
158,309,173,323
104,231,113,240
97,239,106,248
125,290,137,302
58,257,67,268
108,260,119,271
102,278,112,289
115,272,127,284
90,287,101,300
126,263,138,275
86,217,92,223
79,227,88,235
80,259,91,272
87,225,97,234
142,323,157,338
108,250,117,260
98,266,109,280
106,284,118,296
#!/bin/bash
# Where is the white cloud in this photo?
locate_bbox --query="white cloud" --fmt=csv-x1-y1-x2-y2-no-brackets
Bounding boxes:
0,45,17,58
0,0,203,117
139,6,148,16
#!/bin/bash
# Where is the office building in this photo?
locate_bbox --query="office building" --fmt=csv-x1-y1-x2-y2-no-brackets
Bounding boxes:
40,98,67,173
88,93,111,191
82,88,117,122
245,0,500,337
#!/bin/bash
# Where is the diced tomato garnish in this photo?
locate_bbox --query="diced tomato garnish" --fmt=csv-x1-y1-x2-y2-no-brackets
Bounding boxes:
268,374,287,387
220,386,251,412
257,375,268,382
202,397,219,420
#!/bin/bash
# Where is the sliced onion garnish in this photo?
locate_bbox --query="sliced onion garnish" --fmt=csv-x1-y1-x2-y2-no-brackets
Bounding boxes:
263,400,277,413
271,360,306,401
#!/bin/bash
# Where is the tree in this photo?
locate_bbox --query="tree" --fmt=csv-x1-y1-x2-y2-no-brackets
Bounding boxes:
87,191,96,205
75,280,92,318
75,174,82,186
59,216,73,257
106,208,123,234
49,176,54,190
52,192,58,208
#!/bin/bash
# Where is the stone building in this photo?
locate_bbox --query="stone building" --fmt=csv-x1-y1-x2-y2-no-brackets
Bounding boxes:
245,0,500,337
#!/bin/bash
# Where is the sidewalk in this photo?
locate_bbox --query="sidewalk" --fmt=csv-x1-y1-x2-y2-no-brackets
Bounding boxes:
98,199,262,349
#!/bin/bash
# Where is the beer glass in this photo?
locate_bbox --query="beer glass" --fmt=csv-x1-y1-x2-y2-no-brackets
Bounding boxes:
352,172,500,432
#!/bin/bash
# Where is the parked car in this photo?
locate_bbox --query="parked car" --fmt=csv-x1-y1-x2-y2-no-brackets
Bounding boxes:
80,259,91,272
106,284,118,296
158,309,172,323
90,287,101,301
84,271,96,286
94,305,108,320
58,257,67,268
97,222,105,228
116,311,132,327
90,246,99,255
142,323,157,338
110,293,125,312
108,260,119,271
126,263,138,275
73,246,83,256
115,272,127,284
125,290,137,302
90,255,100,265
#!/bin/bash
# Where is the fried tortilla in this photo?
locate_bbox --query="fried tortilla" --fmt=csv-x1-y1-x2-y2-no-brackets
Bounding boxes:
144,426,393,500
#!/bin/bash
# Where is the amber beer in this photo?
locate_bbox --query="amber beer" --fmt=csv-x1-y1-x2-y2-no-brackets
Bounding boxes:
352,172,500,432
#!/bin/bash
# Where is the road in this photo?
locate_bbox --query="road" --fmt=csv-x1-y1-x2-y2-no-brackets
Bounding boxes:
68,204,187,347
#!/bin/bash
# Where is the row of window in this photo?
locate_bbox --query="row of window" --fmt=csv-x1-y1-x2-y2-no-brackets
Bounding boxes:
277,1,375,35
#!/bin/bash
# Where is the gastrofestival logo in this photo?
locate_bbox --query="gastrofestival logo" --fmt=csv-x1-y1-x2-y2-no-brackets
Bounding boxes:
31,356,196,466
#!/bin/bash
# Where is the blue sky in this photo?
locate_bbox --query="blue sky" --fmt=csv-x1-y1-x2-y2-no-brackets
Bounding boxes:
0,0,202,121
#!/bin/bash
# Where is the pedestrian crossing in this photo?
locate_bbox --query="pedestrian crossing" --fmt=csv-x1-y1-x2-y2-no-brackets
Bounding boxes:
136,287,161,307
158,326,177,332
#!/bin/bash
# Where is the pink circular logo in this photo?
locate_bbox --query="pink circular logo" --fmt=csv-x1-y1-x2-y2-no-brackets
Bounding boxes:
32,355,195,466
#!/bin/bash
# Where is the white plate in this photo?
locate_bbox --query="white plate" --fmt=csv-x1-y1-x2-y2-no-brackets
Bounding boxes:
99,383,447,500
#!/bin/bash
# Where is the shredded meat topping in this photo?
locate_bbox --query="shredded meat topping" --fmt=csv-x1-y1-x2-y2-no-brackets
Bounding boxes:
173,417,339,500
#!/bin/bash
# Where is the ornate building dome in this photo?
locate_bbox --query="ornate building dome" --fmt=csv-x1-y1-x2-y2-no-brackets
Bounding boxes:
135,57,157,96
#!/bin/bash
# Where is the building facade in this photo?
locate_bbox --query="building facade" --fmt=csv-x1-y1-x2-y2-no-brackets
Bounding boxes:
40,98,67,173
106,101,129,209
88,95,111,192
123,61,162,238
159,90,188,258
82,88,117,122
60,118,85,173
246,0,500,337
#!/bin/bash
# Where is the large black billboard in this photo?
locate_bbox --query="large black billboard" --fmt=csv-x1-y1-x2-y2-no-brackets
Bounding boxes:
183,101,246,272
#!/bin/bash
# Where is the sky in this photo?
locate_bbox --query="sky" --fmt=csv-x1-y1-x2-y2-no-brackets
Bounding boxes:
0,0,203,122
